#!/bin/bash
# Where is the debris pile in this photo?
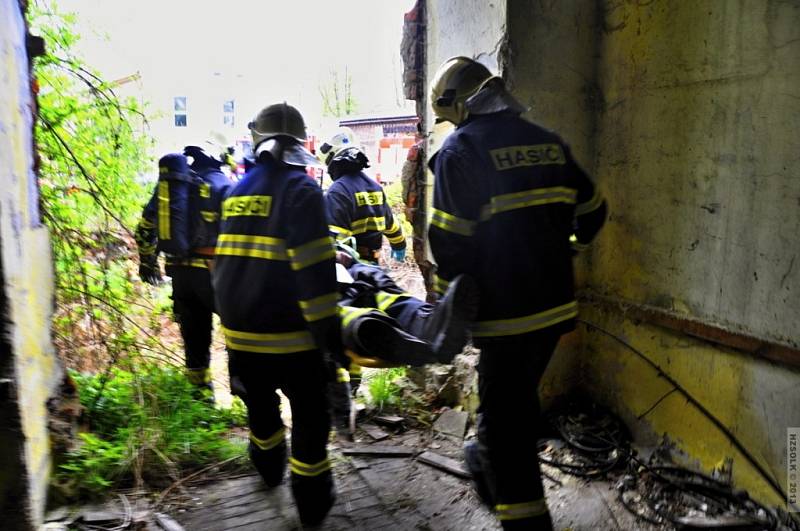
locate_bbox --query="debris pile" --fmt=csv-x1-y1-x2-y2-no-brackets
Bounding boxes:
541,405,799,531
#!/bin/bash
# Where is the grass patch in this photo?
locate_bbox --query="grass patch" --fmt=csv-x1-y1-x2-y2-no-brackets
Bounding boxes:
364,367,407,410
55,365,247,500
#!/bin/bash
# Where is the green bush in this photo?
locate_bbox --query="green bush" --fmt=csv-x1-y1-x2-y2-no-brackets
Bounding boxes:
57,366,247,500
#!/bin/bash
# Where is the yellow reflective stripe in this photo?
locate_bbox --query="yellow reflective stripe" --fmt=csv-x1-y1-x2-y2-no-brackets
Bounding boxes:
140,219,155,229
375,291,410,312
222,326,316,354
215,234,289,261
481,187,577,220
166,257,209,269
340,306,375,328
433,274,450,295
430,208,476,236
384,221,405,244
250,427,285,451
575,189,604,216
288,237,335,270
157,181,170,239
199,183,211,198
387,233,405,245
472,301,579,337
329,225,352,238
201,210,218,222
336,367,350,383
298,292,340,322
289,456,331,477
385,220,401,234
349,364,362,376
350,216,387,235
496,499,548,521
185,367,211,385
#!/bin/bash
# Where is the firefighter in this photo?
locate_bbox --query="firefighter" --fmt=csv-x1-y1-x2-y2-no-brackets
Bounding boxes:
135,145,230,395
320,127,407,264
428,57,607,530
212,102,342,526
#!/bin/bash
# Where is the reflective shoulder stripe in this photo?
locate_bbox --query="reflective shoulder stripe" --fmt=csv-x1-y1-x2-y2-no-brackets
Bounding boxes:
289,456,331,477
575,189,604,216
288,236,336,271
375,291,410,312
157,181,170,239
484,186,577,219
430,208,476,237
495,499,548,521
222,326,316,354
472,301,578,337
215,234,289,261
329,225,353,238
298,292,340,322
250,427,286,451
336,367,350,383
433,274,451,295
185,367,211,385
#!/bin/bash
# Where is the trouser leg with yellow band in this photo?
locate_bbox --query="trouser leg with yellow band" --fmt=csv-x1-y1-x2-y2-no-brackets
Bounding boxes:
470,331,560,531
329,366,353,436
169,265,215,392
233,350,335,525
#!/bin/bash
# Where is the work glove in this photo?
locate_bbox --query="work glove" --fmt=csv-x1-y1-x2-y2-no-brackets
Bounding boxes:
138,256,163,285
391,248,406,263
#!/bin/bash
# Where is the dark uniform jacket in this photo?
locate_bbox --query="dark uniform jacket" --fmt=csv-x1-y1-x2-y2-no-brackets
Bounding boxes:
213,156,341,356
325,171,405,255
428,111,606,341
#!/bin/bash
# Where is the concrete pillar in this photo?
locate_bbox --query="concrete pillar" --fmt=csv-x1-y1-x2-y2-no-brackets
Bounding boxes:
0,0,59,527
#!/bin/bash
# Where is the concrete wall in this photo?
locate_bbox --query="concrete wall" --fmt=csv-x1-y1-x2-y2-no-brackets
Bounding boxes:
424,0,800,509
0,1,59,527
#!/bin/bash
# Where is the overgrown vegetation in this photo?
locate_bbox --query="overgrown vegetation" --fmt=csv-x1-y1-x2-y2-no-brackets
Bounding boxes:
55,367,247,499
29,3,247,502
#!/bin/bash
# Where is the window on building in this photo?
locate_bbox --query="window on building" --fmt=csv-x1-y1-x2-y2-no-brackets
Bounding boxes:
174,96,187,127
223,99,234,127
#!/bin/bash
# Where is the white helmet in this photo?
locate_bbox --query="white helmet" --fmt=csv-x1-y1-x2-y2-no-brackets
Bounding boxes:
318,127,364,167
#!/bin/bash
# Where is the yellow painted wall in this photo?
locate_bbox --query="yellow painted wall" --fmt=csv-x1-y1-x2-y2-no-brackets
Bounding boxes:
0,0,59,527
425,0,800,510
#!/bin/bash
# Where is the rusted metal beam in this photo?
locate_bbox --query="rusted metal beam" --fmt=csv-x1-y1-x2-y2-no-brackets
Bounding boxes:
581,293,800,369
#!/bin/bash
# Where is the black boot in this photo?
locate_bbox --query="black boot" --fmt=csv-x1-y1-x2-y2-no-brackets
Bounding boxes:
424,275,480,363
291,471,336,526
351,313,436,366
249,440,287,488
